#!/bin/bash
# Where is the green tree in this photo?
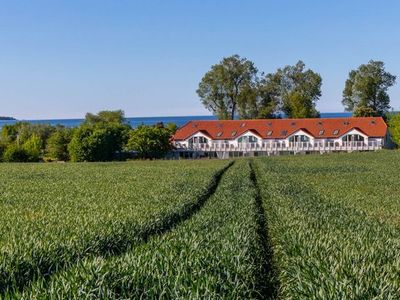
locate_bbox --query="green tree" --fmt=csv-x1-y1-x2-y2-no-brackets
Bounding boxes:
263,61,322,118
68,123,129,162
3,144,29,162
22,134,42,162
389,113,400,147
126,125,172,159
84,110,126,125
46,128,73,161
342,60,396,117
197,55,259,120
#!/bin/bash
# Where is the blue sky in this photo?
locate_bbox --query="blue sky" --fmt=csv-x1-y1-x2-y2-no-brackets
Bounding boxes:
0,0,399,119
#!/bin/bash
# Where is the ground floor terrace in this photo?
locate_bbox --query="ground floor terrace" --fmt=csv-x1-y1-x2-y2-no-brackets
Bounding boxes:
173,139,383,159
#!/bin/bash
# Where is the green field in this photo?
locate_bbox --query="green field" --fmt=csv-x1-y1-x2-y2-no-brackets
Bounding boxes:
1,151,400,298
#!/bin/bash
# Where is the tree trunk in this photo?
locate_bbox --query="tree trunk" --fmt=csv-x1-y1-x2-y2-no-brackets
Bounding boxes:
231,102,236,120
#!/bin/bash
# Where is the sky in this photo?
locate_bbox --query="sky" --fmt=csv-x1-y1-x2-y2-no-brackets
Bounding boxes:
0,0,399,120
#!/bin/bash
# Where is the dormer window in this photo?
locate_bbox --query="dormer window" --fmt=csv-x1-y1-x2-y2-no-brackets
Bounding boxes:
318,121,323,126
291,122,296,127
192,123,198,128
231,131,237,137
343,121,350,125
319,130,325,136
217,123,223,128
333,129,340,135
267,130,273,136
280,130,287,136
216,132,223,137
267,122,273,126
370,120,376,125
240,122,246,127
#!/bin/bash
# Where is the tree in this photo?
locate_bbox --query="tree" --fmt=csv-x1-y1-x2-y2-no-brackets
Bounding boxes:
126,125,172,159
84,110,126,125
3,144,30,162
263,61,322,118
46,128,73,161
23,134,42,162
68,123,129,162
389,113,400,147
342,60,396,117
197,55,259,120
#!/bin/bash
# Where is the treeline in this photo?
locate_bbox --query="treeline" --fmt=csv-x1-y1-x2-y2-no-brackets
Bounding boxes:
197,56,397,120
0,110,177,163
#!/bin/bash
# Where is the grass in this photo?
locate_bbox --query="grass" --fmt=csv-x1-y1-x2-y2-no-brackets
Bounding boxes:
19,160,274,299
253,151,400,299
1,151,400,298
0,160,229,293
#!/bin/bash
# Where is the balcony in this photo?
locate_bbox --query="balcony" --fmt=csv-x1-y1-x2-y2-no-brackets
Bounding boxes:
178,140,382,152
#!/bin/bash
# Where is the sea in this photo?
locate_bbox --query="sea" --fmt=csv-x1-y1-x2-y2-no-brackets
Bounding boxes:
0,112,353,129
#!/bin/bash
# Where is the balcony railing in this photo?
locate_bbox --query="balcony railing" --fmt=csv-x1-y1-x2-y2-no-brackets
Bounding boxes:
178,141,382,152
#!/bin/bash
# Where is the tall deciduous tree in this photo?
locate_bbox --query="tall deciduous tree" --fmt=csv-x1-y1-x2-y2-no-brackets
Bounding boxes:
342,60,396,117
263,61,322,118
197,55,259,120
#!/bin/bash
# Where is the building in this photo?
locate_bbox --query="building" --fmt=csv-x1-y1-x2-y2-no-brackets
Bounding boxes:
172,117,389,158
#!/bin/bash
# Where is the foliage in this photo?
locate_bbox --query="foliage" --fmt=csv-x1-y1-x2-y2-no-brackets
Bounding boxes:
45,128,73,161
0,160,229,294
2,144,30,162
84,109,126,125
126,125,172,158
388,113,400,146
22,134,42,162
342,60,396,117
197,55,260,120
263,60,322,118
68,123,129,162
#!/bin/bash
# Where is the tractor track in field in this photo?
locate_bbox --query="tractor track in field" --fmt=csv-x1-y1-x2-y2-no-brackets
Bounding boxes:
7,161,235,296
249,160,279,300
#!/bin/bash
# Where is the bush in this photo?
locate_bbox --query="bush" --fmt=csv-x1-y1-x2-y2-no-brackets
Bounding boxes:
126,125,172,159
389,113,400,147
23,134,42,162
3,144,30,162
68,124,129,162
46,129,73,161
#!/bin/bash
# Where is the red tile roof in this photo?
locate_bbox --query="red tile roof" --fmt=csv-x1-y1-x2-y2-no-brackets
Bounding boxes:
172,117,387,141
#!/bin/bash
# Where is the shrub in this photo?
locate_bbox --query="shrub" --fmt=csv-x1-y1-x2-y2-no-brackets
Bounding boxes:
126,125,172,159
22,134,42,162
46,128,73,161
68,124,129,162
3,144,30,162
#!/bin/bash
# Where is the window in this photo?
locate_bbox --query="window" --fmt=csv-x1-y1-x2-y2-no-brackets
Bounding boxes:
267,130,273,136
216,132,223,137
267,122,273,126
188,136,208,144
289,135,310,143
343,121,350,125
318,121,323,126
231,130,237,137
192,123,198,128
291,122,296,127
238,136,258,143
217,123,223,128
319,130,324,136
280,130,288,136
333,129,340,135
240,122,246,127
370,120,376,125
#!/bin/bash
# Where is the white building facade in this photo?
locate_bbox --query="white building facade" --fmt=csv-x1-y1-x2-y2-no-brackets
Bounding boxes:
172,117,388,158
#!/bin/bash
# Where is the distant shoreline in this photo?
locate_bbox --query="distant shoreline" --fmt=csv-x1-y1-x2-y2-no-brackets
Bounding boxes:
0,116,16,120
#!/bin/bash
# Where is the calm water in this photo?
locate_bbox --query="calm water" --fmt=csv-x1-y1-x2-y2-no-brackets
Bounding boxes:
0,113,352,129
